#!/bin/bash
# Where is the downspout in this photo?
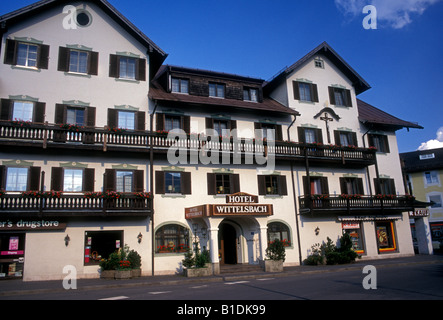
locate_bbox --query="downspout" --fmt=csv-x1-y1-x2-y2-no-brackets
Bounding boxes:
362,127,373,196
150,100,158,276
287,115,303,265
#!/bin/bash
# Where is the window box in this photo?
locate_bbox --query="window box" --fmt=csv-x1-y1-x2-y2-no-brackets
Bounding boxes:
114,270,132,280
100,270,115,279
184,264,212,278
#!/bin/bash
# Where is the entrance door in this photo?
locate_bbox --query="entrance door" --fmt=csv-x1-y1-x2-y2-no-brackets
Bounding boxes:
219,223,237,265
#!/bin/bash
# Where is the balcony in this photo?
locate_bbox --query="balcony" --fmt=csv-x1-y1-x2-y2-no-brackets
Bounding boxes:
0,121,376,166
298,194,416,216
0,192,152,218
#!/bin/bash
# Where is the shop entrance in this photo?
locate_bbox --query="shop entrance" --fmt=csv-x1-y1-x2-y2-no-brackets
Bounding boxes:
219,223,237,265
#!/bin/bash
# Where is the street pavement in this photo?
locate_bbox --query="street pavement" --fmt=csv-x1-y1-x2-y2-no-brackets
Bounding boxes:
0,254,442,298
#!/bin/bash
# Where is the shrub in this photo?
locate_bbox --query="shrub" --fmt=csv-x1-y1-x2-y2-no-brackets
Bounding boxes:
304,233,358,266
266,239,286,262
127,250,142,269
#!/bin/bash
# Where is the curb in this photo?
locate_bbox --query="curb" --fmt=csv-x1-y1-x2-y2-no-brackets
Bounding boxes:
1,258,442,297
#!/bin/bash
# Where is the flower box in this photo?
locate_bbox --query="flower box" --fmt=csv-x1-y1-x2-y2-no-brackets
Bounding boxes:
260,259,284,273
131,268,141,278
100,270,115,279
184,264,212,278
114,270,132,280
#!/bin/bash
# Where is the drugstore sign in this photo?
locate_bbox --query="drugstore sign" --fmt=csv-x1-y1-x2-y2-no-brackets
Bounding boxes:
0,219,67,231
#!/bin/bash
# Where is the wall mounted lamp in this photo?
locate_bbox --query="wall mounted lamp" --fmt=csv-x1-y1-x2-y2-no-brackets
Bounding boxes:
315,227,320,236
137,232,143,243
64,234,70,247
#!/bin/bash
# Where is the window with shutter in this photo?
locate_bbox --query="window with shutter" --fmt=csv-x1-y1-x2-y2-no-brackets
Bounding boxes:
58,47,99,75
5,40,50,70
293,81,319,103
109,55,146,81
328,87,352,107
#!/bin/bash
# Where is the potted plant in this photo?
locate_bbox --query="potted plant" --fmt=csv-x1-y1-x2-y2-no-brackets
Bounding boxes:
114,260,132,279
127,249,142,277
99,251,120,279
261,239,286,272
182,248,212,277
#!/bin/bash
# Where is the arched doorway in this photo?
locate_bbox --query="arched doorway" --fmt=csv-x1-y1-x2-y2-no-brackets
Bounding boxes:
219,222,237,265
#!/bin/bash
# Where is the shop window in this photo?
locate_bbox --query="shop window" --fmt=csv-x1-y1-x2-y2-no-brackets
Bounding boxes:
375,221,397,253
342,222,365,254
267,222,291,247
84,230,123,265
155,224,190,253
0,233,25,279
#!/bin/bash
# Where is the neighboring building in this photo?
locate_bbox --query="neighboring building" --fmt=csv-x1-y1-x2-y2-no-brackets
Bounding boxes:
0,0,424,281
401,148,443,253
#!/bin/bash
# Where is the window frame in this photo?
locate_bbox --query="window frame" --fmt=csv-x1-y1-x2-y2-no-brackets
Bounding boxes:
328,86,352,107
5,167,29,192
267,222,291,247
63,168,84,192
16,42,39,68
293,81,319,103
118,56,137,80
368,134,390,153
375,221,397,253
209,83,225,98
84,230,124,266
117,110,136,130
116,170,134,193
171,77,189,94
155,224,190,254
68,49,89,74
424,171,440,186
243,87,259,102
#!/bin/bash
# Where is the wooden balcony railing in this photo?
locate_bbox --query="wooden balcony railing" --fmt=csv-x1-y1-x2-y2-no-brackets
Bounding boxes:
298,195,415,215
0,192,152,218
0,121,376,165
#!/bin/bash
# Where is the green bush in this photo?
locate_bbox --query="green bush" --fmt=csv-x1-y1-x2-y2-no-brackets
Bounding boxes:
304,233,358,266
266,239,286,262
127,249,142,269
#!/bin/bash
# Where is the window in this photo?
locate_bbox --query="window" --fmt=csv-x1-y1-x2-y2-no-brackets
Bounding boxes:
368,134,390,153
328,86,352,107
119,57,136,80
314,58,324,69
116,171,134,193
268,222,291,247
63,169,83,192
209,83,225,98
293,81,319,103
425,171,439,186
302,176,329,196
258,175,288,196
16,43,38,68
58,47,98,76
66,107,85,126
109,54,146,81
429,194,442,208
155,224,190,254
254,123,283,141
5,167,28,191
171,78,189,94
297,127,323,144
207,173,240,195
155,171,191,195
84,231,123,265
340,177,364,195
213,120,229,137
243,88,258,102
69,50,88,74
342,222,365,254
375,221,397,253
335,131,358,147
4,40,49,70
374,178,396,195
165,115,182,132
304,128,316,144
118,111,135,130
12,102,34,122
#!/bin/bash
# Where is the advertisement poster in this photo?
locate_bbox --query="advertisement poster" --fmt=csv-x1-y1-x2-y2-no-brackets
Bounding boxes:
9,236,19,251
377,226,388,247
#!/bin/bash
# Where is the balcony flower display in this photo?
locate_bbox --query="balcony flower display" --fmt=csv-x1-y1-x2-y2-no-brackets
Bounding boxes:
134,192,152,199
375,194,396,200
311,194,329,200
59,123,84,132
21,191,62,198
11,118,32,127
339,194,362,200
107,127,127,134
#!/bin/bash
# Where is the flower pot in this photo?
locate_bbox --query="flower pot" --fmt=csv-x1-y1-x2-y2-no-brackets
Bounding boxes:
184,264,212,278
100,270,115,279
260,259,284,273
131,268,141,278
114,270,132,280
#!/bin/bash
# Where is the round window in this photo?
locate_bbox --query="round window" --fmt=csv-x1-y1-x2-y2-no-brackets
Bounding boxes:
76,10,92,27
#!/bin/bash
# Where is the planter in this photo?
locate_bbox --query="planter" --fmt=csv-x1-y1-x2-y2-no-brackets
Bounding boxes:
184,264,212,278
114,270,132,280
100,270,115,279
260,259,284,273
131,268,141,278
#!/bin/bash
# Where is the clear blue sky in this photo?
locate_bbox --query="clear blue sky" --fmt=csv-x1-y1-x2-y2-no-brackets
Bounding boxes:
1,0,442,153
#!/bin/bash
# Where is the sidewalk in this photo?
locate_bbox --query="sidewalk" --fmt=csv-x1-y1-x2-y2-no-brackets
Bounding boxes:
1,254,442,297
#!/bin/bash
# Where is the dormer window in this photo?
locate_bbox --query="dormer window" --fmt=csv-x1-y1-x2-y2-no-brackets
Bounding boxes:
171,78,189,94
243,87,258,102
209,83,225,98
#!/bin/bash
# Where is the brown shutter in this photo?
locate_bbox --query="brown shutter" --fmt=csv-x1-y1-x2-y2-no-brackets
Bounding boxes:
109,54,119,78
155,171,165,194
28,167,41,191
311,84,319,103
207,173,216,195
275,125,283,141
4,39,17,65
107,109,117,128
389,179,396,195
156,113,165,131
57,47,69,72
51,167,63,191
137,58,146,81
86,107,96,127
302,176,309,195
257,175,266,195
0,99,13,121
136,111,146,131
339,177,347,194
34,102,46,123
297,127,306,143
374,178,381,194
328,87,336,105
38,44,50,70
83,168,95,192
383,136,390,153
293,81,300,100
205,118,214,131
351,132,358,147
55,104,66,124
0,166,6,190
320,177,329,195
181,172,192,195
315,128,323,144
182,115,190,134
357,178,364,195
133,170,144,192
231,174,240,193
278,175,288,196
104,169,116,192
334,130,341,146
88,51,99,76
345,89,352,107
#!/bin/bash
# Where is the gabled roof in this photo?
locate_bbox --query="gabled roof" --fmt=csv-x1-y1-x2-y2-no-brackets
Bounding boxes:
0,0,167,76
264,41,371,95
400,147,443,173
357,99,423,131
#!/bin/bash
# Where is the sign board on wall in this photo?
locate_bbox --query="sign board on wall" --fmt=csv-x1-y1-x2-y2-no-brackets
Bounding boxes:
0,220,67,231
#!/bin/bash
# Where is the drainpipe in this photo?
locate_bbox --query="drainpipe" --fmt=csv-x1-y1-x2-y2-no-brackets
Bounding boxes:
362,128,373,196
287,115,303,265
150,100,158,276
